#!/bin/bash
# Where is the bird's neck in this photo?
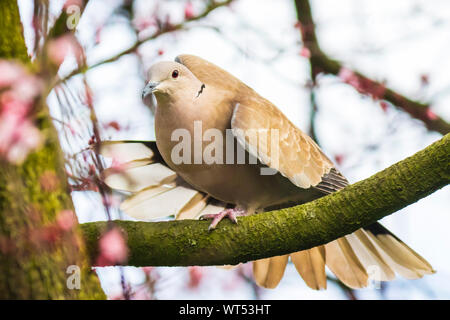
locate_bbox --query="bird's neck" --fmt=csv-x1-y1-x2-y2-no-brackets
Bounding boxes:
154,84,234,140
155,81,204,105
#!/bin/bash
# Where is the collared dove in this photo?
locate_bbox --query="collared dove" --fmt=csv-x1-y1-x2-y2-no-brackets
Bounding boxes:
100,54,434,290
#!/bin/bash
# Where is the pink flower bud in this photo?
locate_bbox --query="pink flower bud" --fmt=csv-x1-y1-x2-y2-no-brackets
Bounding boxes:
379,101,389,113
97,228,128,266
425,108,438,120
47,35,84,67
338,67,362,92
63,0,83,10
56,210,77,231
0,61,24,87
184,1,195,19
187,266,203,289
300,47,311,58
334,154,345,166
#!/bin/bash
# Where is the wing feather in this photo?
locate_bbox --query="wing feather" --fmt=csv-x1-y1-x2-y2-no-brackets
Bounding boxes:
100,141,228,221
231,102,334,189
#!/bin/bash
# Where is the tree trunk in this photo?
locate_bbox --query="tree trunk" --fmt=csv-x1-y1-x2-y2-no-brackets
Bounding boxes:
0,0,104,299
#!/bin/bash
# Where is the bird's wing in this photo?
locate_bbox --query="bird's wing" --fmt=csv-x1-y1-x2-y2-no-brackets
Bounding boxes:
99,140,227,221
231,100,336,189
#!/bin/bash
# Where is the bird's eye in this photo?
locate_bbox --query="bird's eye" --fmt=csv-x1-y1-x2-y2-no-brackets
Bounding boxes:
172,70,179,78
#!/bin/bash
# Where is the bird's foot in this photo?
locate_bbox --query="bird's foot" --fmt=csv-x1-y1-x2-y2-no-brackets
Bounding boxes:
201,208,247,231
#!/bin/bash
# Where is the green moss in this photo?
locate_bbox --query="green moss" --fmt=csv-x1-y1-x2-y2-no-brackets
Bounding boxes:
0,0,29,63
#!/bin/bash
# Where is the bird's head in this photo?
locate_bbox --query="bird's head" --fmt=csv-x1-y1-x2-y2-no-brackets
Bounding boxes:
142,61,204,103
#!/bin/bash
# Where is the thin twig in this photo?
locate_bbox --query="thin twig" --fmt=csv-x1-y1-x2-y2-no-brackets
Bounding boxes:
52,0,235,87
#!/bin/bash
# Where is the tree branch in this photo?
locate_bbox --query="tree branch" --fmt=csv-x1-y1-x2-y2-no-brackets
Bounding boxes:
294,0,450,135
80,133,450,267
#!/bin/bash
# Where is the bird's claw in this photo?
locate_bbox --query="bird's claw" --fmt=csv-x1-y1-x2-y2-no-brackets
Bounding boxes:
201,208,246,231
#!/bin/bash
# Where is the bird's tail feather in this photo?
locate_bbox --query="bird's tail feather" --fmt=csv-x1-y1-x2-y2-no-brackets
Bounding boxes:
361,223,434,279
291,245,327,290
253,255,290,289
254,224,434,290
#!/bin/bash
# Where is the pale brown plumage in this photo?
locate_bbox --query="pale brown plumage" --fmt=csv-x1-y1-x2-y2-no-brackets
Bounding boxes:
100,54,434,290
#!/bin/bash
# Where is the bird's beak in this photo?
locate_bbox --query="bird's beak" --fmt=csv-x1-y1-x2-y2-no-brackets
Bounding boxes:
142,81,160,100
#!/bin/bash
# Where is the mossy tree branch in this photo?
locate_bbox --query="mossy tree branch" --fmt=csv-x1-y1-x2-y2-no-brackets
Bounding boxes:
81,134,450,267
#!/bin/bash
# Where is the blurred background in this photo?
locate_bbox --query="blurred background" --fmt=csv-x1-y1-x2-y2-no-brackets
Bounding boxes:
16,0,450,299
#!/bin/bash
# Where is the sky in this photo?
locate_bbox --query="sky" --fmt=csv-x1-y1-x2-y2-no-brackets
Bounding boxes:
17,0,450,299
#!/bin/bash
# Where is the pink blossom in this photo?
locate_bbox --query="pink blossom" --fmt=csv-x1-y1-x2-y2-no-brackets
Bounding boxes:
425,108,438,120
134,17,156,32
187,266,204,289
97,227,128,266
56,210,76,231
338,67,387,101
94,26,102,44
14,76,43,102
0,108,43,164
184,1,195,19
0,61,24,87
379,101,389,113
338,67,359,87
334,154,345,166
300,47,311,58
0,60,44,164
142,267,154,276
105,120,121,131
63,0,83,9
6,124,42,163
47,34,84,67
0,90,30,117
338,67,366,94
